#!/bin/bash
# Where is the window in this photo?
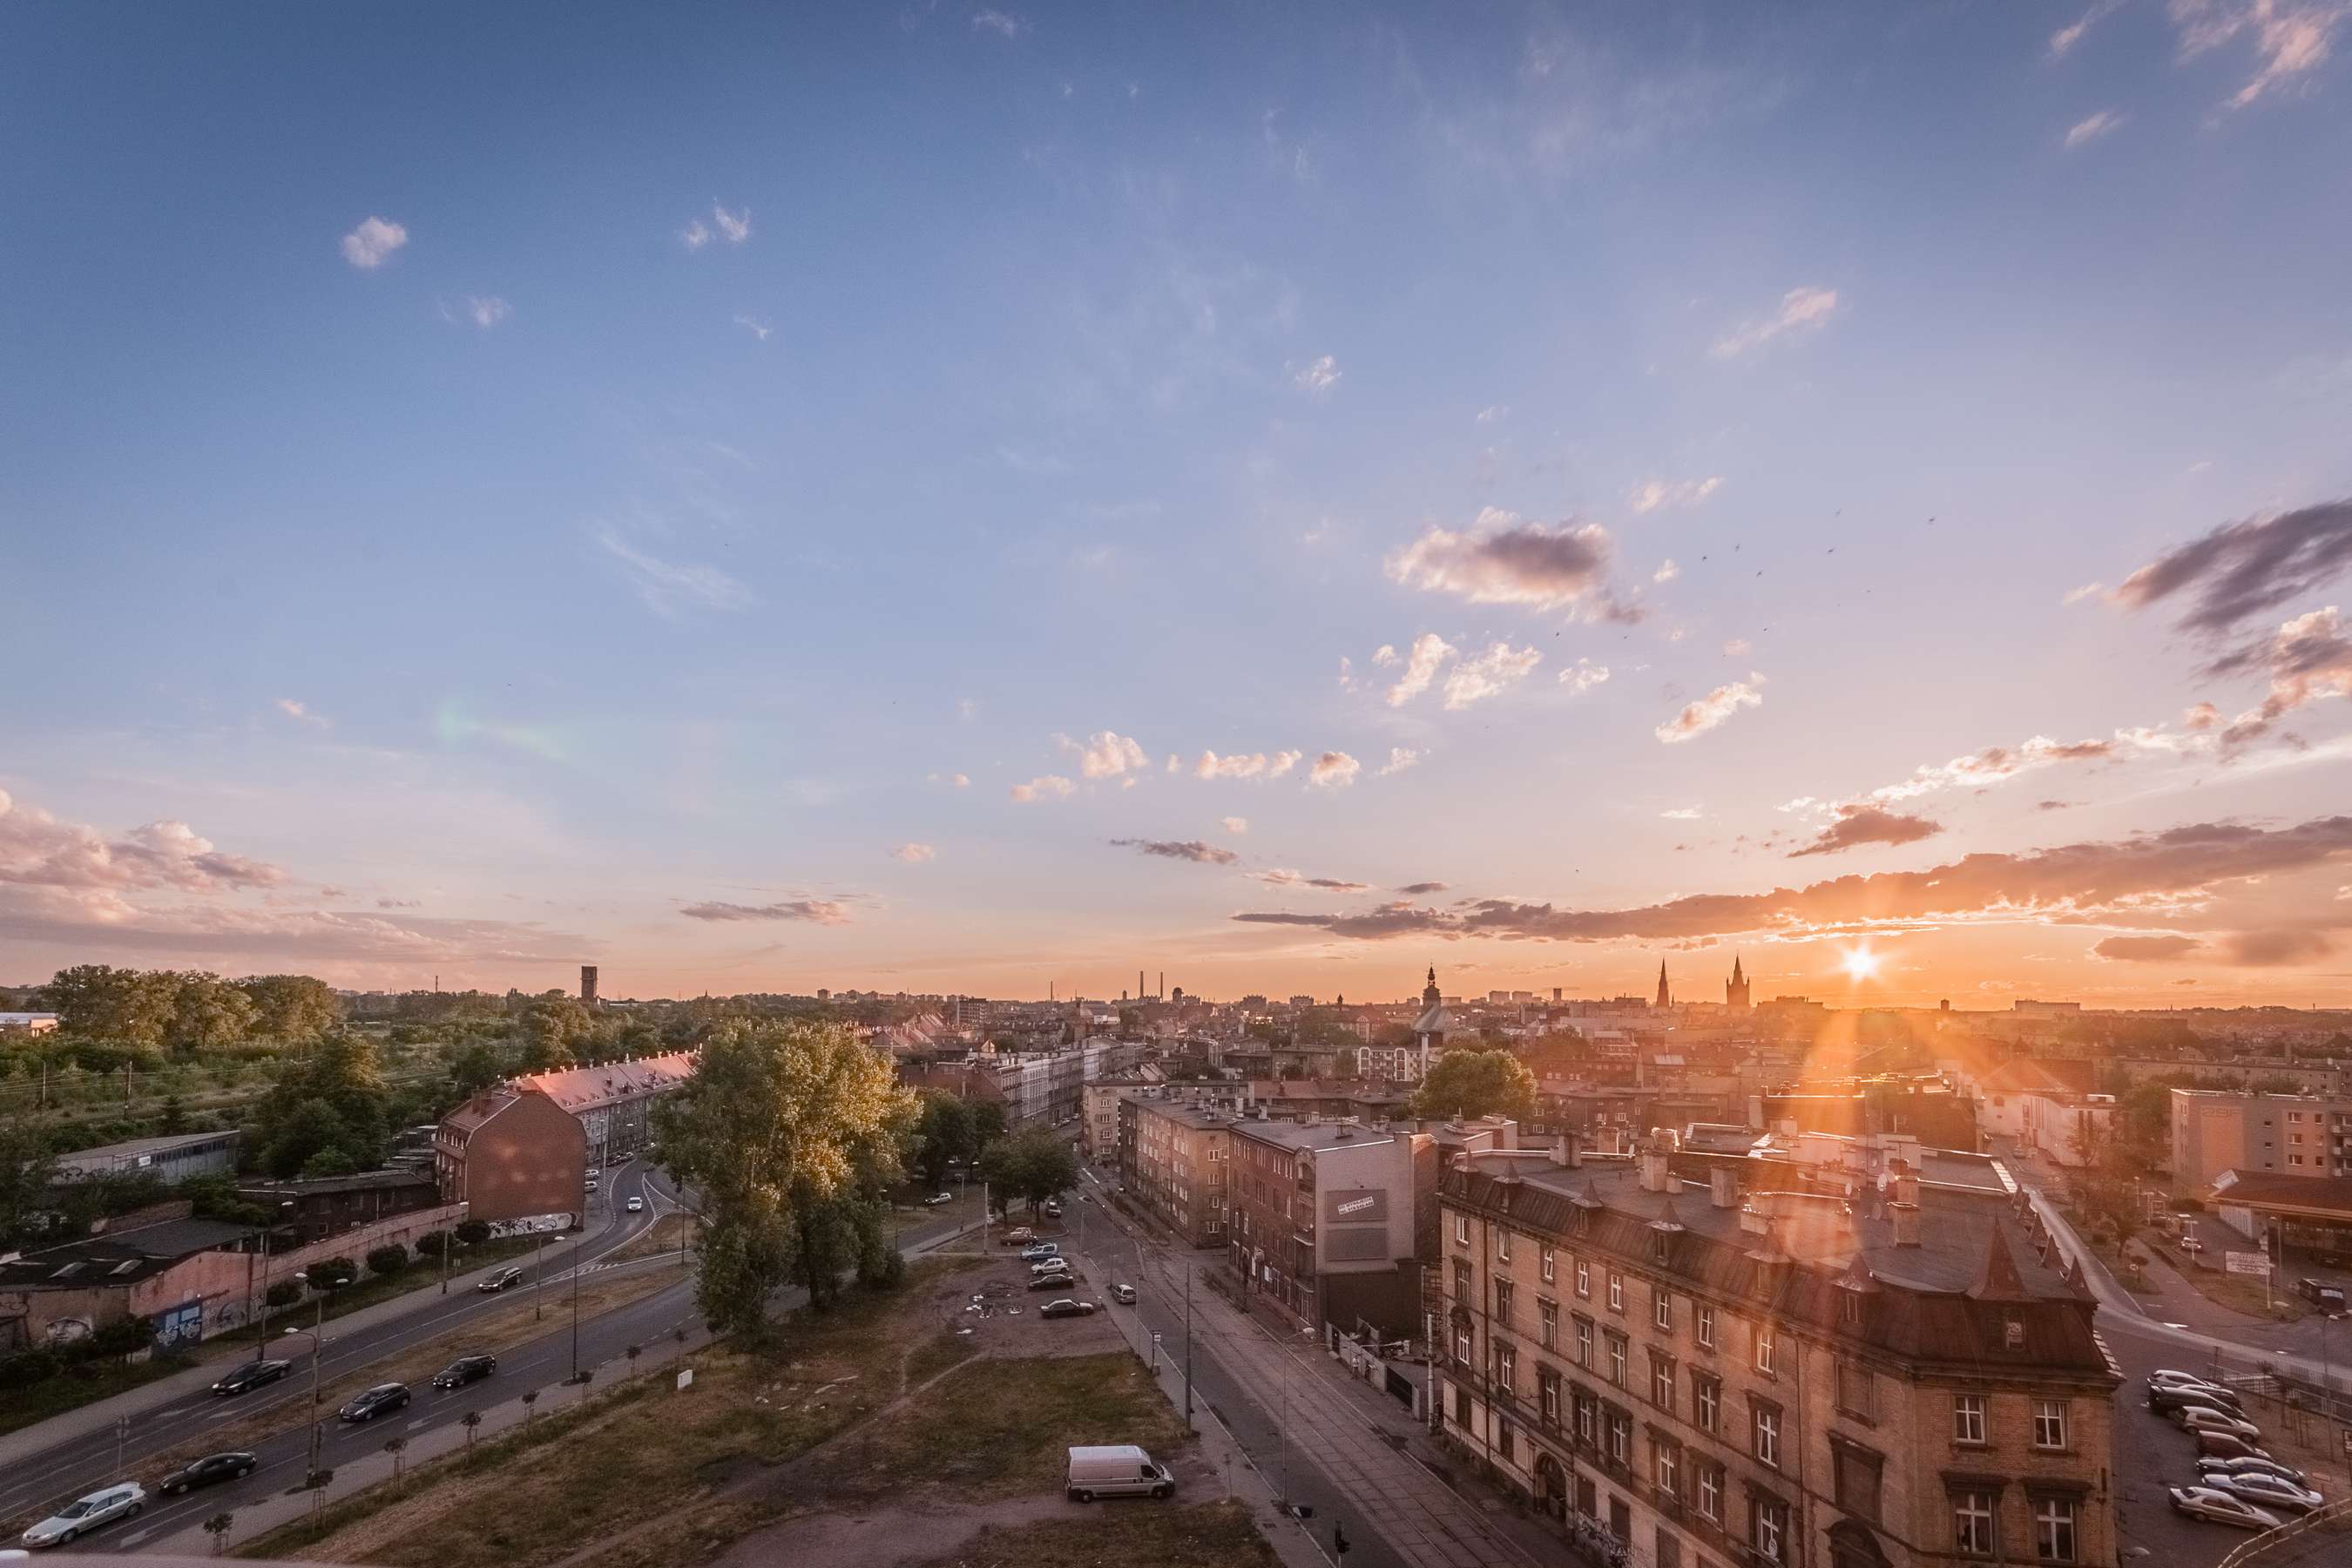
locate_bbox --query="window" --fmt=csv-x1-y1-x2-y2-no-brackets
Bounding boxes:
1697,1463,1722,1523
1753,1402,1781,1468
1752,1497,1788,1565
1607,1409,1631,1465
1453,1259,1474,1302
1836,1359,1876,1420
2033,1400,2068,1450
1651,1352,1675,1408
1498,1417,1517,1463
1606,1331,1627,1386
1576,1259,1591,1298
1541,1245,1557,1283
2034,1496,2078,1563
1607,1270,1625,1311
1832,1442,1883,1525
1693,1371,1720,1432
1953,1490,1997,1556
1575,1391,1597,1444
1754,1323,1776,1375
1455,1325,1472,1364
1576,1318,1594,1369
1652,1437,1680,1501
1497,1227,1512,1261
1539,1298,1559,1350
1654,1288,1673,1331
1496,1281,1515,1327
1495,1342,1517,1393
1455,1213,1470,1247
1453,1386,1471,1427
1839,1284,1864,1328
1697,1304,1715,1348
1539,1365,1562,1424
1954,1393,1987,1445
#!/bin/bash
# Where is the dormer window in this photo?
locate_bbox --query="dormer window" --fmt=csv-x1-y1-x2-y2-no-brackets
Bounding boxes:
1838,1282,1865,1328
2004,1316,2024,1349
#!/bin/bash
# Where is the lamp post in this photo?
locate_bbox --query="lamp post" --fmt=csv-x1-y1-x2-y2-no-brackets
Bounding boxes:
281,1308,332,1482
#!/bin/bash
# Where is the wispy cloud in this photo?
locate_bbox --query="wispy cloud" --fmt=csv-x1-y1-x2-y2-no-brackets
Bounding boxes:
463,295,510,329
1220,816,1249,835
1560,659,1610,695
1193,750,1303,781
1308,751,1361,789
2051,0,2124,58
1112,837,1238,865
2064,109,2127,147
679,897,853,923
274,699,329,729
1653,559,1681,585
1256,868,1370,892
1010,775,1076,802
340,216,409,270
2202,604,2352,748
2094,934,2206,961
2172,0,2352,110
1291,355,1341,394
592,526,753,618
1660,808,1702,821
1443,642,1542,709
713,204,752,243
1655,677,1764,743
1710,287,1838,359
1058,730,1150,779
1476,405,1509,424
1383,633,1457,707
929,771,971,788
1787,804,1945,858
1379,747,1423,776
1628,476,1723,514
890,842,936,862
971,8,1024,37
733,314,773,342
2113,498,2352,634
681,219,712,251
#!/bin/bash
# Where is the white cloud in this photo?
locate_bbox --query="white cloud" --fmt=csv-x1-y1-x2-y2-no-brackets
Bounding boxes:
713,204,752,243
1387,509,1628,617
0,787,286,896
1220,816,1249,835
2051,0,2123,57
1292,355,1341,394
1308,751,1361,789
971,9,1024,37
592,526,754,618
340,216,409,270
2173,0,2352,109
681,220,712,251
890,842,937,862
1443,642,1543,709
1655,677,1765,743
1010,774,1075,802
1371,644,1399,666
274,699,329,729
1385,632,1458,707
928,771,970,788
1058,730,1149,779
1628,476,1723,514
1559,659,1611,695
2062,581,2106,605
1710,287,1839,359
1723,638,1752,656
1661,807,1703,820
1193,749,1303,781
465,295,510,329
733,314,774,342
1379,747,1423,776
2064,109,2126,147
1476,404,1509,423
1653,558,1681,584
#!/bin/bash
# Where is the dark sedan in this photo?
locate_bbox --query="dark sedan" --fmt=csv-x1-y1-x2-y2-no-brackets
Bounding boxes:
1028,1271,1078,1292
210,1359,292,1396
431,1355,497,1389
158,1452,258,1496
337,1382,411,1423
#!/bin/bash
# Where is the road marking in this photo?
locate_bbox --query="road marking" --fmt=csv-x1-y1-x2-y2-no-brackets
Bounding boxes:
122,1528,153,1545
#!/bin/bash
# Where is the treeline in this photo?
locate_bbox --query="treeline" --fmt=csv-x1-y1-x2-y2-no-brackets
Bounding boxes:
30,966,341,1055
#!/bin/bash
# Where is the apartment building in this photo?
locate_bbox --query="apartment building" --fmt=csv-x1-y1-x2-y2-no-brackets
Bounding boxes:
2171,1086,2352,1190
1436,1140,2118,1568
1125,1098,1234,1247
1228,1117,1435,1341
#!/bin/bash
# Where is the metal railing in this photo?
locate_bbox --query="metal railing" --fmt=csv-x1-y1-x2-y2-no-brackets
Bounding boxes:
2215,1495,2352,1567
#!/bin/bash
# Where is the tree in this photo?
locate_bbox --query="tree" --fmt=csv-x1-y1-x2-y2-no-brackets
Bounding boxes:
461,1410,481,1447
454,1219,491,1248
652,1017,916,1337
911,1093,977,1189
237,975,342,1042
253,1032,391,1177
521,1389,538,1423
0,1119,57,1249
44,965,178,1051
365,1245,409,1279
265,1280,303,1310
413,1230,450,1260
304,1255,357,1291
204,1512,233,1556
978,1129,1078,1216
517,999,591,1072
448,1043,508,1101
163,975,257,1054
383,1436,408,1479
1408,1047,1537,1122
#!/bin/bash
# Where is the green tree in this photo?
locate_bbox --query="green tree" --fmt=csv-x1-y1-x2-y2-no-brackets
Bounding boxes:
1408,1046,1538,1122
910,1092,976,1189
163,974,258,1054
253,1032,390,1177
303,1255,357,1291
365,1244,409,1278
0,1119,57,1249
44,965,178,1050
453,1219,491,1247
652,1017,916,1336
977,1129,1078,1216
517,999,591,1071
237,975,342,1042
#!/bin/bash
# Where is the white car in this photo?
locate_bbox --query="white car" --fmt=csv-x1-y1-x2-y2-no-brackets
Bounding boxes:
923,1192,954,1206
2168,1485,2281,1531
625,1196,645,1213
2202,1456,2309,1488
20,1484,146,1549
2196,1469,2323,1514
2173,1406,2262,1442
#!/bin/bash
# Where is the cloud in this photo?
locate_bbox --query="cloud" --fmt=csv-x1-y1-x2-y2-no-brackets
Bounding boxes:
733,314,774,342
0,788,287,895
1841,732,2124,807
1653,559,1681,585
2063,581,2106,605
971,9,1024,37
681,220,712,250
2202,605,2352,747
1443,643,1543,709
1477,405,1509,423
890,842,936,862
1308,751,1361,789
2224,927,2335,964
2094,934,2207,961
1112,838,1239,866
1709,287,1838,359
2051,0,2124,57
1220,816,1249,835
592,526,753,618
1787,805,1945,858
1256,869,1371,892
2064,109,2127,147
1396,881,1449,896
1388,510,1630,618
1655,678,1764,743
2172,0,2352,109
1193,749,1303,781
2112,499,2352,634
1628,477,1723,514
1661,808,1703,821
1233,813,2352,945
713,204,752,243
929,771,971,787
274,699,329,729
340,217,409,270
679,898,853,924
1385,633,1458,707
1292,355,1341,394
1058,730,1150,779
1379,747,1423,776
464,295,510,329
1010,775,1076,802
1560,659,1611,695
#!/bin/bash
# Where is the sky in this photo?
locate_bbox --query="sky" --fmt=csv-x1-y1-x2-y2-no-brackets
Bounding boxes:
4,1,2352,1009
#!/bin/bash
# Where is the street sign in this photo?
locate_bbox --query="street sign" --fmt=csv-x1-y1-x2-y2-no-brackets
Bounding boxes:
676,1369,694,1390
2225,1251,2272,1277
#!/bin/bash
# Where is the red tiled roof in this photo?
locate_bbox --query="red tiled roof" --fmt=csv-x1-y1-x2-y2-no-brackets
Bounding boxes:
512,1051,697,1112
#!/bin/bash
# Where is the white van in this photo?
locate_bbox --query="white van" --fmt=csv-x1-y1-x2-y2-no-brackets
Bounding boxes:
1066,1444,1175,1503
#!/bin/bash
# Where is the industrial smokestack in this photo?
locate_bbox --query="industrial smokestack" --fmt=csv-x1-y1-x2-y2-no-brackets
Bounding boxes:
580,965,599,1007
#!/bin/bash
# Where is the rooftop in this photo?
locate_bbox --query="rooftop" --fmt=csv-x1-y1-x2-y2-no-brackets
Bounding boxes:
1233,1118,1402,1154
2209,1169,2352,1215
513,1051,696,1112
0,1217,256,1289
54,1129,241,1164
240,1168,436,1198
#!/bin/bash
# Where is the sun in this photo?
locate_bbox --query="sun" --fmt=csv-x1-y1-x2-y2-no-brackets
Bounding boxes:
1841,943,1882,983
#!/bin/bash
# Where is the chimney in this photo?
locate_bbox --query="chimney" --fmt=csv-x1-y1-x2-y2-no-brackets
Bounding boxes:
1551,1134,1573,1168
1710,1166,1738,1209
1890,1202,1923,1247
1665,1173,1685,1195
1639,1148,1669,1192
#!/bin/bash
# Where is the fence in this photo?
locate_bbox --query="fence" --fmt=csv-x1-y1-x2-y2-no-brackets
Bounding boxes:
2215,1495,2352,1566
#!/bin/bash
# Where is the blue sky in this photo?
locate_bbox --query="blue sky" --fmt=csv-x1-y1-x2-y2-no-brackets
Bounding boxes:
5,1,2351,1005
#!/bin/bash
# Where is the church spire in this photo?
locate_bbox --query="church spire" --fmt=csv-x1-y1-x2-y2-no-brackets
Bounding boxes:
1422,966,1442,1010
1655,961,1670,1010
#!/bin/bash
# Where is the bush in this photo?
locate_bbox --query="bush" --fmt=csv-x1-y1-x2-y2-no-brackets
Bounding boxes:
87,1316,154,1358
304,1256,358,1291
413,1230,450,1260
0,1347,64,1389
366,1245,409,1279
453,1220,492,1248
266,1280,304,1308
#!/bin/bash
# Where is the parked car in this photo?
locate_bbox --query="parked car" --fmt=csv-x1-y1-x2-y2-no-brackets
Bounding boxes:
1020,1242,1061,1261
2195,1468,2323,1514
1042,1200,1064,1218
1112,1283,1137,1304
338,1382,412,1423
157,1452,258,1496
2149,1369,2240,1398
210,1358,291,1396
1029,1272,1078,1292
625,1196,645,1213
2297,1277,2348,1312
2195,1431,2273,1463
1002,1226,1035,1244
477,1266,525,1293
1065,1443,1174,1503
2168,1485,2281,1531
2150,1383,2245,1416
2173,1406,2262,1442
2201,1456,2308,1487
19,1484,146,1549
1040,1298,1098,1319
923,1192,954,1206
431,1355,497,1389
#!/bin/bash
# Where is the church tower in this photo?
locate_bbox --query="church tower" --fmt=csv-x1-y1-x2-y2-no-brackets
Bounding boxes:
1423,965,1442,1011
1727,956,1751,1010
1655,961,1670,1010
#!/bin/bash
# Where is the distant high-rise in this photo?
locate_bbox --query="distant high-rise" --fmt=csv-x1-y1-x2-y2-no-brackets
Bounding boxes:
1726,956,1750,1010
580,964,599,1007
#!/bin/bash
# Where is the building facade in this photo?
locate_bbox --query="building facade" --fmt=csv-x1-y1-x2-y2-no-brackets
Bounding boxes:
1125,1098,1234,1247
435,1087,590,1225
1228,1118,1434,1341
2171,1087,2352,1190
51,1130,240,1187
513,1051,696,1165
1435,1142,2118,1568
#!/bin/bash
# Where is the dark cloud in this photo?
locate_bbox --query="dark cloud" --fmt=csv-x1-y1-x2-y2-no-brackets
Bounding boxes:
1386,514,1638,619
2037,800,2072,812
2092,935,2205,962
679,898,853,924
1396,882,1450,895
2205,606,2352,750
1787,806,1944,858
2115,499,2352,634
1234,814,2352,944
2223,928,2335,966
1111,838,1240,866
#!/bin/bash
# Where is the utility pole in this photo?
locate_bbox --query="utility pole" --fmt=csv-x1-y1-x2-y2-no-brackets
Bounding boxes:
535,1231,547,1321
571,1246,582,1381
114,1416,127,1477
1183,1264,1194,1425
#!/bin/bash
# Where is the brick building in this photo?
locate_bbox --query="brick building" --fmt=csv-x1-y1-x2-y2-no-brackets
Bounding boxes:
236,1169,441,1244
1125,1098,1234,1247
512,1051,696,1166
1435,1138,2119,1568
1228,1117,1435,1341
435,1087,589,1225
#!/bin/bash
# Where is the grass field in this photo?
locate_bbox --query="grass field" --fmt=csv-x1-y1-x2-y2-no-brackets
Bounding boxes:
908,1501,1281,1568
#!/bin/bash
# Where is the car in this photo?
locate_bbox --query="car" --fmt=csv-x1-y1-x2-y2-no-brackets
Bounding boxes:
2298,1277,2349,1312
1042,1200,1064,1218
2168,1485,2281,1531
2202,1456,2308,1487
1002,1226,1035,1244
2173,1406,2261,1442
625,1196,645,1213
2195,1469,2323,1513
19,1484,146,1549
337,1382,412,1423
431,1355,497,1389
2149,1369,2243,1403
923,1192,954,1206
2150,1383,2245,1416
157,1452,258,1496
2149,1368,2236,1393
585,1177,599,1190
2195,1431,2273,1463
210,1358,292,1396
1040,1298,1097,1319
477,1266,525,1293
1020,1241,1061,1260
1029,1272,1078,1291
1112,1283,1137,1304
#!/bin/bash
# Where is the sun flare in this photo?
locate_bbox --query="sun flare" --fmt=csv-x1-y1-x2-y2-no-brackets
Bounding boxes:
1841,943,1881,983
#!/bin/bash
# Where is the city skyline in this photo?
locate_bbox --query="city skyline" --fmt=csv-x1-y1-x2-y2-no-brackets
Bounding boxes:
5,3,2352,1007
